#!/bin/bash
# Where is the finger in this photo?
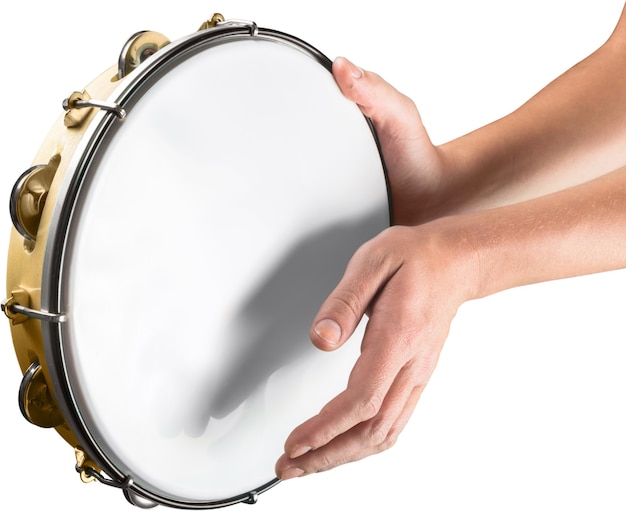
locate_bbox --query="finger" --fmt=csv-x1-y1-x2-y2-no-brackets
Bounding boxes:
309,232,401,352
281,354,397,460
276,370,425,479
291,263,424,456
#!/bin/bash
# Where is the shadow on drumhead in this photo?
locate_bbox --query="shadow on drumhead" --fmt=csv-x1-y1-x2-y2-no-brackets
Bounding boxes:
182,206,388,437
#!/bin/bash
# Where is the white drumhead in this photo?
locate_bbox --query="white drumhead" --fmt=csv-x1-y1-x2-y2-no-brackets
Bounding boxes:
59,35,388,504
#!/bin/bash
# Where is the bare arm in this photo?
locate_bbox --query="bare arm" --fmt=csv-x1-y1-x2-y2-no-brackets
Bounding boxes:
333,5,626,226
438,8,626,219
467,165,626,297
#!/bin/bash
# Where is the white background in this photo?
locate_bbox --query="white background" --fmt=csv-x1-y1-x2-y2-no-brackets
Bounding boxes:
1,1,626,509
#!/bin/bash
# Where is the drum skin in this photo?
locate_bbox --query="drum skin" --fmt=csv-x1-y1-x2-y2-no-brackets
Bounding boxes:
5,21,390,508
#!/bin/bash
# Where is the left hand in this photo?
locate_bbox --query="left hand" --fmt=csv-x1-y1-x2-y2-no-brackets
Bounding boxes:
330,57,446,226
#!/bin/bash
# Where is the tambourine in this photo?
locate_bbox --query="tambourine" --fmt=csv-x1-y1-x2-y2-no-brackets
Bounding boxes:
3,14,390,509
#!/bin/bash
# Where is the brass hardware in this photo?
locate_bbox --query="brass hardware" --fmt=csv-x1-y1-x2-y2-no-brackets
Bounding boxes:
198,13,225,31
2,289,31,325
63,90,92,127
19,361,65,428
76,449,134,492
75,448,97,483
117,31,170,79
10,154,60,242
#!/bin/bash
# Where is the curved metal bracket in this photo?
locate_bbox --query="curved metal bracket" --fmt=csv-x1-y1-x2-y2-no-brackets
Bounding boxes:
2,296,67,324
199,13,258,36
123,488,159,509
217,18,259,37
63,90,126,128
244,491,258,505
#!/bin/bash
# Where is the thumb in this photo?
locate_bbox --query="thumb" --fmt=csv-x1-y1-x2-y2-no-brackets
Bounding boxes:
332,57,421,134
310,236,397,352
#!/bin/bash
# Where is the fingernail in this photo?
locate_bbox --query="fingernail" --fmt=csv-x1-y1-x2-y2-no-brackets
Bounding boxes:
346,58,363,79
338,56,362,79
290,445,312,458
281,467,305,480
314,319,342,346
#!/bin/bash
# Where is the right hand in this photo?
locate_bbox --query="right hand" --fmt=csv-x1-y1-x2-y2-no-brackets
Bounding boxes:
276,218,479,479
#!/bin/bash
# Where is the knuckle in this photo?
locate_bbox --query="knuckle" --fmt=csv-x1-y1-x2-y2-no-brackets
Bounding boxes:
315,451,341,473
377,433,399,453
356,392,384,422
382,425,401,451
378,224,414,246
328,290,363,324
368,420,400,453
367,418,391,447
352,230,399,269
412,353,439,387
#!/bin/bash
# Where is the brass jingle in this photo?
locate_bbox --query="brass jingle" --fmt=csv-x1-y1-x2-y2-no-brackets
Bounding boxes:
19,361,65,428
10,154,60,242
198,13,225,31
117,31,171,79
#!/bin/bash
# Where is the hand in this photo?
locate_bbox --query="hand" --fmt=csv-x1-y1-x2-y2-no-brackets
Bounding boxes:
275,220,478,479
331,57,445,225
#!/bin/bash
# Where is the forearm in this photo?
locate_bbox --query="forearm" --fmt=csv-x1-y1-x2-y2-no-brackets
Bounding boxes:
447,165,626,300
430,7,626,220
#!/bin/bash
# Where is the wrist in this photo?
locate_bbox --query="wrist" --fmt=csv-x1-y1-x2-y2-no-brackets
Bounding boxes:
406,141,485,225
406,217,483,305
388,144,449,227
438,168,626,301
